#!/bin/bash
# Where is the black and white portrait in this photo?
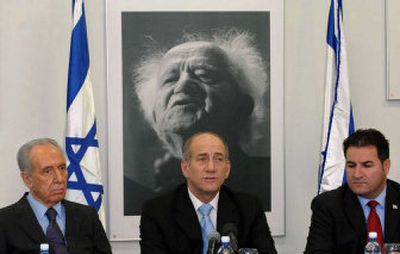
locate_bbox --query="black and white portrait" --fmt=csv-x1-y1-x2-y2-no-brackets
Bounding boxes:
121,12,271,215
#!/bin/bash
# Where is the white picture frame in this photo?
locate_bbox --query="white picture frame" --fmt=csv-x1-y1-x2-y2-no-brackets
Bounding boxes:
106,0,284,241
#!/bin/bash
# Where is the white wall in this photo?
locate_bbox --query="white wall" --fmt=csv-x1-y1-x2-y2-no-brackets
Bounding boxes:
0,1,70,205
1,0,400,253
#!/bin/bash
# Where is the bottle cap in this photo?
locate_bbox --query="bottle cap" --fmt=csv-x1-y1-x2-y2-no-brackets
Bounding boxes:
368,232,378,238
221,236,230,243
40,243,49,250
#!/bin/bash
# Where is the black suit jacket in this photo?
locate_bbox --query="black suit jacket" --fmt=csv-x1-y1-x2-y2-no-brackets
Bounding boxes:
140,184,276,254
305,179,400,254
0,193,112,254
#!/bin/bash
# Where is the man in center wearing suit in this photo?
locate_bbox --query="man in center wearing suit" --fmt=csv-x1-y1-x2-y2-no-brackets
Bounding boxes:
0,138,112,254
140,131,276,254
305,128,400,253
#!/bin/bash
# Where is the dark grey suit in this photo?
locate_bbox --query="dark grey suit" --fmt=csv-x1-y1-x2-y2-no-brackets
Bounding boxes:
140,184,276,254
305,179,400,254
0,193,112,254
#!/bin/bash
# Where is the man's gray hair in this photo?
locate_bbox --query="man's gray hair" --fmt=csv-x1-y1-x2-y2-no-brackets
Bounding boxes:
133,28,269,126
17,138,63,173
182,131,229,162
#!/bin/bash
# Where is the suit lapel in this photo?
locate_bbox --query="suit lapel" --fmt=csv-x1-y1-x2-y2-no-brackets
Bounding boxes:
175,187,203,245
343,185,366,246
64,200,80,249
16,195,47,244
216,187,240,231
384,181,400,240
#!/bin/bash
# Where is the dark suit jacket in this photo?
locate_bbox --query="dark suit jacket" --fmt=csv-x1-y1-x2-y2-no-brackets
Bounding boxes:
0,193,112,254
305,179,400,254
140,184,276,254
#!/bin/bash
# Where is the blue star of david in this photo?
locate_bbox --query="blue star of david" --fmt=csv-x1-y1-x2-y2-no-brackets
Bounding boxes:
66,122,103,212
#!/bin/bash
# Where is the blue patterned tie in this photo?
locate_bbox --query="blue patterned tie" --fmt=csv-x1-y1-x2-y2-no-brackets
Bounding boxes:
45,208,69,254
199,204,214,254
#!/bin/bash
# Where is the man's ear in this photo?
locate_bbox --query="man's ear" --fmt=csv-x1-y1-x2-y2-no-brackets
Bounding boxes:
225,160,231,179
20,171,33,189
383,159,391,176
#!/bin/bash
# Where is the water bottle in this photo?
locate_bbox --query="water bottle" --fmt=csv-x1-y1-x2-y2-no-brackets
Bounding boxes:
364,232,381,254
217,236,235,254
39,243,49,254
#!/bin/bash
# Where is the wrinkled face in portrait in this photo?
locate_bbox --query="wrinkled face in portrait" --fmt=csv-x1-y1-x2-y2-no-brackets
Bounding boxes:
152,42,253,141
21,143,68,207
181,133,230,203
345,145,390,199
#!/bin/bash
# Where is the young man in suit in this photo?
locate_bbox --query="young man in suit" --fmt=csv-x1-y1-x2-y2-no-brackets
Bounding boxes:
140,131,276,254
0,138,112,254
305,128,400,253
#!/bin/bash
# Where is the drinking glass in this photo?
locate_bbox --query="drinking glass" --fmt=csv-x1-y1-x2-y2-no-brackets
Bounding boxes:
384,243,400,254
238,248,259,254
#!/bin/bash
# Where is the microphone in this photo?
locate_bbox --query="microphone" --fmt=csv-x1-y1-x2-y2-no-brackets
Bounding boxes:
222,223,239,251
207,231,220,254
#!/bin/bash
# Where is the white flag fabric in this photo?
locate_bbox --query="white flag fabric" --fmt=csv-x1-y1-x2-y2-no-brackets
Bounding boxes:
318,0,355,194
65,0,106,226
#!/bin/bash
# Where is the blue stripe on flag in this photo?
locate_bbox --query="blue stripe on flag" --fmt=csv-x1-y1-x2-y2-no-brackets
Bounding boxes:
349,105,355,135
67,6,89,110
326,0,336,51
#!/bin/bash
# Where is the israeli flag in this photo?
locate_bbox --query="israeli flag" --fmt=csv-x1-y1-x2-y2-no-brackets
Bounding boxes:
318,0,355,194
65,0,105,225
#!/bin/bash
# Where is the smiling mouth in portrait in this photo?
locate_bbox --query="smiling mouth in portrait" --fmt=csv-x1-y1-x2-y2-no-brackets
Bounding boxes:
160,97,208,132
169,95,205,110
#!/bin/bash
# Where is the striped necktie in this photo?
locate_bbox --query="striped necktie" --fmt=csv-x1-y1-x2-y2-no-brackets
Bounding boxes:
45,208,69,254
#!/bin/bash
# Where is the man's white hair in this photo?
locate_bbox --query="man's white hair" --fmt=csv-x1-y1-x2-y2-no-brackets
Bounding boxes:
133,28,269,126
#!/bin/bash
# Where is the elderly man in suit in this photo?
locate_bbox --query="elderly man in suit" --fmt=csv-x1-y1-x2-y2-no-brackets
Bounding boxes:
140,131,276,254
305,128,400,253
0,138,112,254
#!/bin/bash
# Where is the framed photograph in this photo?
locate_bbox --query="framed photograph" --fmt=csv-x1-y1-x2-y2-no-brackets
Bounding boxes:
106,0,284,241
386,0,400,100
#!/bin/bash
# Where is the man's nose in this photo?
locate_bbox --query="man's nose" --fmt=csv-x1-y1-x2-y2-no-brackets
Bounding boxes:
206,160,217,172
53,169,64,182
352,166,363,178
173,71,202,95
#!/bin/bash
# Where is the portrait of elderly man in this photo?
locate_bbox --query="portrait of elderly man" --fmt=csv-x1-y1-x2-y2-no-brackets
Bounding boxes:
122,12,271,215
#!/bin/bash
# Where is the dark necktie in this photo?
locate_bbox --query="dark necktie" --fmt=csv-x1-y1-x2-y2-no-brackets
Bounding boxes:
45,208,69,254
367,200,384,249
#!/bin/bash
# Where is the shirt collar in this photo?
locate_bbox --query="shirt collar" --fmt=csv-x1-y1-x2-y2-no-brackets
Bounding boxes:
358,185,387,208
187,187,220,211
27,192,63,218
